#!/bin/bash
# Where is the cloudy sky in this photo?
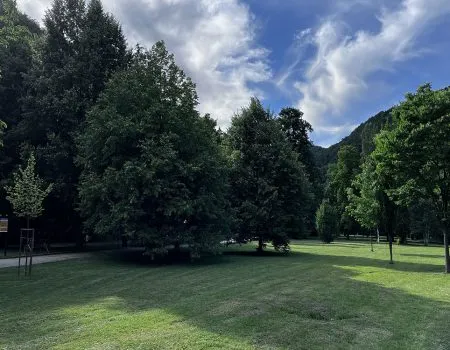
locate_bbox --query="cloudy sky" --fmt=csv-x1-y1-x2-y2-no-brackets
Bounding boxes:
17,0,450,146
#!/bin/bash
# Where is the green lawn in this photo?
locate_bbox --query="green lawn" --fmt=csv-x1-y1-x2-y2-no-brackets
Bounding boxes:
0,240,449,350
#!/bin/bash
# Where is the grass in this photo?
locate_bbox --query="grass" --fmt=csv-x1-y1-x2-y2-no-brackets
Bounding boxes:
0,240,449,349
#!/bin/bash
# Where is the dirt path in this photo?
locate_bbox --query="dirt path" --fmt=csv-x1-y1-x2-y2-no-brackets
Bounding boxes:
0,252,91,269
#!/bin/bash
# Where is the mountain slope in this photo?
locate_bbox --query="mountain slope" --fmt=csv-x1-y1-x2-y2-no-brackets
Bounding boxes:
312,109,392,172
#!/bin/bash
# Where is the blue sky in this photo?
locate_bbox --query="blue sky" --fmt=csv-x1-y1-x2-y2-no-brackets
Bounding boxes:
18,0,450,146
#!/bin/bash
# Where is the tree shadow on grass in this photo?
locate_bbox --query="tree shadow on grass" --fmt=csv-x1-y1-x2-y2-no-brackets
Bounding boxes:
0,250,449,349
400,253,444,258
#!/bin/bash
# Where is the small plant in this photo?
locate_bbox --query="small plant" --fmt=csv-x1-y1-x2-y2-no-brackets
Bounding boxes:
5,153,53,228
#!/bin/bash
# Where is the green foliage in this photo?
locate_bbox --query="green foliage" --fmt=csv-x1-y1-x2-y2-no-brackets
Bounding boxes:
0,120,5,147
312,110,392,173
5,153,52,220
346,157,380,230
0,0,40,180
326,145,361,237
227,99,312,249
17,0,127,240
409,200,440,244
373,84,450,270
278,107,322,224
78,42,228,255
316,200,338,243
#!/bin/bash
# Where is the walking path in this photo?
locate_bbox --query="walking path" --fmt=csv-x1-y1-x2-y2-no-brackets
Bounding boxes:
0,252,91,269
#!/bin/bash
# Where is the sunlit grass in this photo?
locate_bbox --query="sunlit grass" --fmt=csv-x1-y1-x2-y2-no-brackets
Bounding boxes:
0,240,449,349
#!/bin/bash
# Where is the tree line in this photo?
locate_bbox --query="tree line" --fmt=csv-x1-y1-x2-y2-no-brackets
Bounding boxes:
318,86,450,273
1,0,449,272
0,0,318,257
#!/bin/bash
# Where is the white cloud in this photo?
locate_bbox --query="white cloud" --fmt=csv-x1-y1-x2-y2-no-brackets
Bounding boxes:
17,0,272,129
295,0,450,141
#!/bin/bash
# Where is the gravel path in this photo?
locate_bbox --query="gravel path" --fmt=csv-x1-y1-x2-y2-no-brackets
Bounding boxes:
0,253,91,269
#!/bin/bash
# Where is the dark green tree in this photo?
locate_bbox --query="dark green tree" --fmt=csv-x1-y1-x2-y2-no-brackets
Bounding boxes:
373,84,450,272
278,107,321,231
0,0,41,178
20,0,127,243
78,42,229,257
409,200,440,245
316,200,338,243
228,99,312,252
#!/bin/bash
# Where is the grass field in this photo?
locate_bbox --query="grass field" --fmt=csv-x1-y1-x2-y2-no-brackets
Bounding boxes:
0,240,449,349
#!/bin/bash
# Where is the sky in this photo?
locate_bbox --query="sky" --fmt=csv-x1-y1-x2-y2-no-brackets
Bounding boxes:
17,0,450,147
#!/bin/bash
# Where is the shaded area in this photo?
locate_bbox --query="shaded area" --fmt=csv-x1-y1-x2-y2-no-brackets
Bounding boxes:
0,243,449,349
400,253,444,258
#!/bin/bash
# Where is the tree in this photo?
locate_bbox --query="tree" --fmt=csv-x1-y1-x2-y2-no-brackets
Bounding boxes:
373,84,450,272
409,200,440,245
5,153,52,228
20,0,127,243
0,0,41,178
346,157,380,251
228,99,312,251
78,42,229,257
327,145,361,239
278,107,320,230
316,200,338,243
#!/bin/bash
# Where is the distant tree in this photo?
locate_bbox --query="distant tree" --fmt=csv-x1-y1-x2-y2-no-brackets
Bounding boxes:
373,84,450,272
346,157,380,251
316,200,338,243
327,145,361,239
228,99,312,251
78,42,229,257
409,200,440,245
5,153,52,228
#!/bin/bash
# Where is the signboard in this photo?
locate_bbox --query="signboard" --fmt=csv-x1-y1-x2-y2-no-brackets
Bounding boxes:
0,217,8,233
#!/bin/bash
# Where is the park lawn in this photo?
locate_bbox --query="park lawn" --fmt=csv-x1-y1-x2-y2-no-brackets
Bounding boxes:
0,240,449,350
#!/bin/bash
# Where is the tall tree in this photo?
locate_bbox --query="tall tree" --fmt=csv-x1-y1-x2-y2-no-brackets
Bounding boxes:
20,0,127,242
327,145,361,239
278,107,320,230
0,0,41,177
346,157,380,250
228,99,312,251
373,84,450,272
78,42,229,257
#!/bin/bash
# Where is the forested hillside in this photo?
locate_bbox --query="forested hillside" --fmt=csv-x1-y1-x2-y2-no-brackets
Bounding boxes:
312,109,392,173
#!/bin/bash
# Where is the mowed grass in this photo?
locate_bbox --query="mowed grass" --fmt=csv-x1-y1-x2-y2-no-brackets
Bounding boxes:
0,240,449,350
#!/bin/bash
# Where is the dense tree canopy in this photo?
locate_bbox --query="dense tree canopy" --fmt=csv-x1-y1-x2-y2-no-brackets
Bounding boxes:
227,99,312,251
77,42,229,256
5,153,52,227
17,0,127,242
373,84,450,272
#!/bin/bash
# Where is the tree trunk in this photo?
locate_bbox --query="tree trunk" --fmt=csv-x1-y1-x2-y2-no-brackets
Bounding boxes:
388,232,394,264
376,227,380,243
444,227,449,274
370,230,374,252
257,236,264,253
